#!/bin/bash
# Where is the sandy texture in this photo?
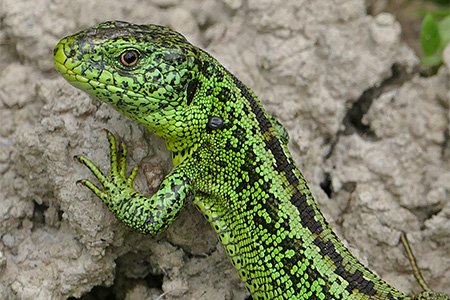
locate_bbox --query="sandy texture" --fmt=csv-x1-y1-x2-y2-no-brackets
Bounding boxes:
0,0,449,299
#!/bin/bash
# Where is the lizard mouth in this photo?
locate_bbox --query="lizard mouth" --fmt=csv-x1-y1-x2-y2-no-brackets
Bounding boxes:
54,59,88,87
54,58,148,101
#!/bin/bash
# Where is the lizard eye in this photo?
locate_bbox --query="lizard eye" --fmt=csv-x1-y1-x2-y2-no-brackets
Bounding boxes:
119,50,140,67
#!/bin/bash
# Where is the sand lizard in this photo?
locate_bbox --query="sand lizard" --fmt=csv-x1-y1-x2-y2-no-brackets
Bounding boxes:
53,21,449,299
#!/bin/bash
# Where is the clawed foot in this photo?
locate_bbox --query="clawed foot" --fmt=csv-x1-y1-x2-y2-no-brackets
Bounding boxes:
75,129,139,201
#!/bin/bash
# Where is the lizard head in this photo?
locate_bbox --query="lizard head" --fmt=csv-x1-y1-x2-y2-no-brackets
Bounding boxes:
54,21,208,149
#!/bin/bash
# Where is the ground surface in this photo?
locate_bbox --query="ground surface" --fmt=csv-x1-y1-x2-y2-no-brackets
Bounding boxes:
0,0,449,299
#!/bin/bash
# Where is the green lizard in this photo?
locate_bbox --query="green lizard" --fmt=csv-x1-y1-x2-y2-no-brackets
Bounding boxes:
53,21,449,300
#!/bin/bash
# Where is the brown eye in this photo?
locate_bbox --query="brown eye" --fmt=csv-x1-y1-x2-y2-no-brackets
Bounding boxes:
119,50,139,67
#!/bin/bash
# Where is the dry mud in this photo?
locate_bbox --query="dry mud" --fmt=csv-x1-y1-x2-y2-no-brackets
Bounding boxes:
0,0,449,299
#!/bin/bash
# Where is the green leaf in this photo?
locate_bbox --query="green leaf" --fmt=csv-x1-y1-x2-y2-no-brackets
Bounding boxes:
438,15,450,48
421,53,443,67
421,14,441,56
422,0,450,6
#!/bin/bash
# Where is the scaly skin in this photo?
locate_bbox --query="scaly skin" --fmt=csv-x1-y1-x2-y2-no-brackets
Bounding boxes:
53,21,449,300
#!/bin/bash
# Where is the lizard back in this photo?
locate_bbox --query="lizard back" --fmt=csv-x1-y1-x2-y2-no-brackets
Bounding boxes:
182,61,412,299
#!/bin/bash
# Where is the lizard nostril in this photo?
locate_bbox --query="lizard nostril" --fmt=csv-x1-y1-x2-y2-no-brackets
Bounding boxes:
68,49,76,58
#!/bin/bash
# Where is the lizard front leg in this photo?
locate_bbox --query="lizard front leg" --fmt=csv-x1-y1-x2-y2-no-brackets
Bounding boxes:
76,130,193,235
